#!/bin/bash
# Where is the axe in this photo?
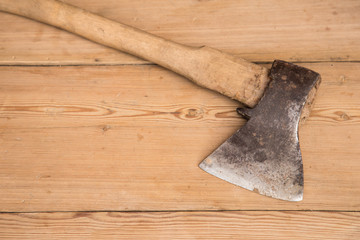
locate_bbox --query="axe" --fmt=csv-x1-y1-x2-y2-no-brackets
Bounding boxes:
0,0,321,201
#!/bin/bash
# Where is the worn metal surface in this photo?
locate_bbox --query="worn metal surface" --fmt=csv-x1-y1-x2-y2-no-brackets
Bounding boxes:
199,60,321,201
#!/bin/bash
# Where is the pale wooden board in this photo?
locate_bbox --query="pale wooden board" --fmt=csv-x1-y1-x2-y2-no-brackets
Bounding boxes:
1,0,359,238
0,62,359,212
0,211,358,239
0,0,359,65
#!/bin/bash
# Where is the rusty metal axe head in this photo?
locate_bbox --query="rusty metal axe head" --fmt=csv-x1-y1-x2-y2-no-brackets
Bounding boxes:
199,60,321,201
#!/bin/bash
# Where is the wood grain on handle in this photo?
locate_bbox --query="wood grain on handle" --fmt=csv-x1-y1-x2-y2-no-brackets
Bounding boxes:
0,0,269,107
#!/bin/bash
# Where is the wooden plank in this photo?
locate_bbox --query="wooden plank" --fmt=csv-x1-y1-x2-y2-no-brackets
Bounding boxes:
0,62,359,212
0,211,358,239
0,0,359,65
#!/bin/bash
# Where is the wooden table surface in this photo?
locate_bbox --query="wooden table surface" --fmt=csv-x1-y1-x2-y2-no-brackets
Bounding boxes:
0,0,359,239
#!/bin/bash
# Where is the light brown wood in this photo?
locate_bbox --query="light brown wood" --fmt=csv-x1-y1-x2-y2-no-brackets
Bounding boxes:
0,0,269,107
0,62,359,212
0,0,359,66
0,211,358,239
0,1,359,238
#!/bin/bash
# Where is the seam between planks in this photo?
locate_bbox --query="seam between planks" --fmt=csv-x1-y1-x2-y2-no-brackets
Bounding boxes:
1,60,360,68
0,210,359,214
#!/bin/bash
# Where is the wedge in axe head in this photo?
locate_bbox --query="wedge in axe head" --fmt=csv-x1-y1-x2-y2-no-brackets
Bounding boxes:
200,60,321,201
0,0,321,201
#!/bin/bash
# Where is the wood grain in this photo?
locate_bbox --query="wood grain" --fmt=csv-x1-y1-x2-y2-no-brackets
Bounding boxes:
0,62,359,212
0,0,359,65
0,1,359,238
0,211,358,239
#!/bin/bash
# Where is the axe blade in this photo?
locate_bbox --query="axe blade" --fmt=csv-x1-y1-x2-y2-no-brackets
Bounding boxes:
199,60,321,201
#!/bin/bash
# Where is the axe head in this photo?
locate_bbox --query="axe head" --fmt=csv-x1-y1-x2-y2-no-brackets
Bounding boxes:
199,60,321,201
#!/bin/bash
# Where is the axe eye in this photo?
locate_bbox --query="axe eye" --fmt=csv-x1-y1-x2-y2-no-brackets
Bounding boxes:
236,107,252,120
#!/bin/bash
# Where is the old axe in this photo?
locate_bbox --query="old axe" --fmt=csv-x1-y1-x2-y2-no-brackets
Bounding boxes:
0,0,321,201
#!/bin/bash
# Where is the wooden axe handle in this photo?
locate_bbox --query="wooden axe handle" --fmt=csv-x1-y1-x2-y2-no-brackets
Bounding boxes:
0,0,269,107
